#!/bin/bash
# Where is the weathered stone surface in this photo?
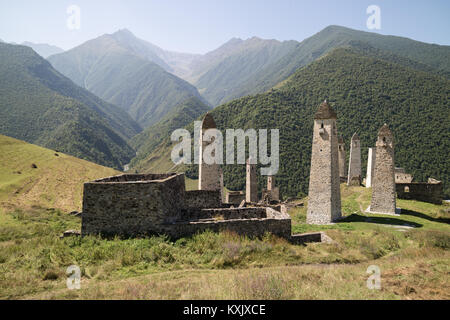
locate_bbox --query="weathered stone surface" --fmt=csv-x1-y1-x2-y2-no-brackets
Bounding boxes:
396,179,443,204
262,175,280,203
365,147,376,188
394,168,413,183
246,158,258,203
307,101,342,224
226,191,245,205
347,133,361,186
338,135,346,180
199,113,221,191
290,232,333,245
81,172,292,240
368,124,397,215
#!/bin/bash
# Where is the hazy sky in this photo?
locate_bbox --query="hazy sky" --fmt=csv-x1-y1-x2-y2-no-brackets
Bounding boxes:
0,0,449,53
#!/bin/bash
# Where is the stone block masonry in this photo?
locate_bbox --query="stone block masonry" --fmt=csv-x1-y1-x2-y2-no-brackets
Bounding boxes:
347,133,361,186
82,173,292,240
307,101,342,224
338,135,346,180
199,113,221,191
367,124,397,215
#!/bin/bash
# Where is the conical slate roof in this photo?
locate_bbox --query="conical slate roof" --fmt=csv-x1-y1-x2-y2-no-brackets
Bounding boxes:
378,123,392,137
201,112,216,129
314,100,337,119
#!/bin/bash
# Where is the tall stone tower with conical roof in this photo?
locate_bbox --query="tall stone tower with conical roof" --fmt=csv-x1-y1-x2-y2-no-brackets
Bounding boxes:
347,133,361,186
306,100,342,224
368,124,397,214
199,113,221,191
338,135,346,180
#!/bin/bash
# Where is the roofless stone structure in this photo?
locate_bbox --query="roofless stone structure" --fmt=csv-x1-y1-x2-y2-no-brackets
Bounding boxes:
307,100,342,224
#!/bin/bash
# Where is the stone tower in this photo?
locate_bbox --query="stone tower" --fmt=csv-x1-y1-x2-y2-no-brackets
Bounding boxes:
199,113,221,191
246,158,258,203
266,175,280,201
365,147,376,188
368,124,397,215
347,133,361,186
306,100,342,224
338,135,346,180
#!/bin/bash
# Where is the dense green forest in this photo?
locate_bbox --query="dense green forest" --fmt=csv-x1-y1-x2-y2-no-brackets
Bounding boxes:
0,43,140,169
176,47,449,198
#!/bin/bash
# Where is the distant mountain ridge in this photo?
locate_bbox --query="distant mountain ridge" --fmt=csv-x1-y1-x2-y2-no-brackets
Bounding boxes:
48,29,208,128
21,41,64,58
0,42,141,169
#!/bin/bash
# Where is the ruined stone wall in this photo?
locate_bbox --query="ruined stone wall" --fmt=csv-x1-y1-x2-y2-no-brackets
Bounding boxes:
82,173,186,237
167,208,291,239
185,190,222,209
347,133,361,186
365,147,376,188
307,112,341,224
396,182,443,204
369,125,396,214
394,168,413,183
226,191,245,205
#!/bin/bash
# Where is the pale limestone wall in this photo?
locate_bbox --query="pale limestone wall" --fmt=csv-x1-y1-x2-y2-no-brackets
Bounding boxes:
199,113,221,191
347,133,361,186
369,125,396,214
394,168,413,183
246,158,258,203
307,102,341,225
366,147,376,188
338,136,346,179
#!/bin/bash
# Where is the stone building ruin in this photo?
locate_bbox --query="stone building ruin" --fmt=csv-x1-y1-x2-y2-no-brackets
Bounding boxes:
365,147,376,188
81,173,291,239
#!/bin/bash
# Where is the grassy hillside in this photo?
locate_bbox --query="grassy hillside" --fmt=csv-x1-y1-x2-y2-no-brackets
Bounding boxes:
0,134,119,213
136,47,450,198
1,184,448,299
0,42,141,169
48,30,207,128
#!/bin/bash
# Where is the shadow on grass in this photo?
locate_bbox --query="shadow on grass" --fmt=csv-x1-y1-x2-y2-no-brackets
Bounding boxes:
340,214,423,228
400,209,450,225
